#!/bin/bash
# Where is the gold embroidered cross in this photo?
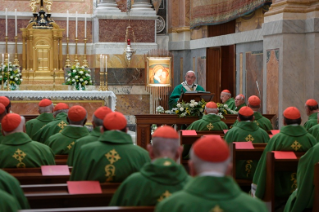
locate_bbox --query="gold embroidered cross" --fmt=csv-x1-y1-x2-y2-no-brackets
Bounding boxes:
291,141,302,151
67,141,75,150
12,149,26,161
58,121,67,130
207,123,214,131
105,149,121,164
157,190,171,202
210,205,224,212
254,120,259,126
163,161,171,166
291,172,297,192
245,134,254,142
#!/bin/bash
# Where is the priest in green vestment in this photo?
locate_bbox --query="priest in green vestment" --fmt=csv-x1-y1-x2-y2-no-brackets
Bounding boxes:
308,113,319,141
183,101,228,159
220,89,236,112
0,103,7,141
234,94,247,112
252,107,317,203
224,106,269,180
46,105,89,155
0,113,55,168
67,106,112,166
155,135,267,212
70,112,150,183
32,103,69,143
110,125,191,206
26,99,55,139
284,142,319,212
0,169,29,209
168,71,205,109
304,99,319,131
0,189,20,212
232,95,273,131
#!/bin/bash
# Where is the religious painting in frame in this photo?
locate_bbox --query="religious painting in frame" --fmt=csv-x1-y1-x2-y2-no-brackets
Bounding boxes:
146,57,172,87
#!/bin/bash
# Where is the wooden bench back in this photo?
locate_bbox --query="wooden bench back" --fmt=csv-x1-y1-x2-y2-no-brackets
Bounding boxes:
19,206,155,212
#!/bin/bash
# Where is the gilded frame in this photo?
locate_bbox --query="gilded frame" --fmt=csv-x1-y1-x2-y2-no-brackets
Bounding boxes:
146,57,172,87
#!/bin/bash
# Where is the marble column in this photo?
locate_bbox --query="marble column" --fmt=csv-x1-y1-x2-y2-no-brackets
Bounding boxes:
262,0,319,127
97,0,120,11
131,0,154,11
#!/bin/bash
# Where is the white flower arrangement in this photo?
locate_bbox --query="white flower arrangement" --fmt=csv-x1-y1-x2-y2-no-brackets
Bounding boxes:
0,63,22,90
174,99,207,118
64,64,93,90
156,106,165,114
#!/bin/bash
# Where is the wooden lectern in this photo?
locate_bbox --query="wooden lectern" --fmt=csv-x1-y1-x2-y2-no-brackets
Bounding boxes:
178,92,214,103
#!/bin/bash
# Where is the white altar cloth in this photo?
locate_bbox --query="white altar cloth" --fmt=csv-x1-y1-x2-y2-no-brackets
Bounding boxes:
0,90,117,111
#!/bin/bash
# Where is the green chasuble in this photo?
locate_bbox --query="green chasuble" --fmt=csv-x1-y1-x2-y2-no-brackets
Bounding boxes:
0,189,20,212
235,103,247,112
0,132,55,168
109,158,191,206
70,130,151,183
224,97,236,111
25,113,55,139
168,83,205,109
183,114,228,159
309,124,319,142
232,112,273,131
304,112,318,131
32,112,69,143
284,143,319,212
253,125,317,199
0,169,30,209
46,125,89,155
67,126,101,166
155,176,268,212
224,121,269,179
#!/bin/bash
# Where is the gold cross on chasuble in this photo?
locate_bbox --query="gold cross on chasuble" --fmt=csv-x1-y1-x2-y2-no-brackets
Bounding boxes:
12,149,27,168
67,141,75,150
58,121,67,132
210,205,224,212
291,141,302,151
157,190,171,202
245,134,254,142
206,123,214,130
105,149,121,182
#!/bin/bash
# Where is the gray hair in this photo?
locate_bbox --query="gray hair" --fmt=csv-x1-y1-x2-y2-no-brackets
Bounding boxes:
53,109,69,117
236,95,244,101
152,137,180,158
68,113,88,126
39,104,53,114
3,116,25,135
190,149,231,175
221,92,231,97
205,108,218,114
92,114,104,127
186,70,195,75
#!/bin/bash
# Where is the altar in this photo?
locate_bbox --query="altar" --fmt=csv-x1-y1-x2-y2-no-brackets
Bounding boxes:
0,90,116,124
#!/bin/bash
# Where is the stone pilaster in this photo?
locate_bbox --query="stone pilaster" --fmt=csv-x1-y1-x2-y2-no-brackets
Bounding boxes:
131,0,154,11
97,0,121,11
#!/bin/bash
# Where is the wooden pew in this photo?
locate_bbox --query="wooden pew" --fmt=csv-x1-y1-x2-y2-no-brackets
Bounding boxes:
22,183,120,209
3,167,72,185
313,163,319,212
231,143,267,186
55,155,68,165
19,206,155,212
264,151,305,212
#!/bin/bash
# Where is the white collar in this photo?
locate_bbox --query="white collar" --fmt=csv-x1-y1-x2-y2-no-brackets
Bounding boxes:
288,124,299,126
199,171,225,177
207,113,218,116
68,124,84,127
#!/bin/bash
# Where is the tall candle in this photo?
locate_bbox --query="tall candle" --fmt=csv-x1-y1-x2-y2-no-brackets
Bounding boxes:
84,12,87,38
2,54,3,64
105,55,107,73
100,54,103,73
8,54,10,63
5,8,8,36
66,10,69,37
75,11,78,38
15,9,17,37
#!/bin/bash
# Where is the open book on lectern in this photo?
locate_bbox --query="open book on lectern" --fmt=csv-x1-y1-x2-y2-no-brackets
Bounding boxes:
178,92,214,103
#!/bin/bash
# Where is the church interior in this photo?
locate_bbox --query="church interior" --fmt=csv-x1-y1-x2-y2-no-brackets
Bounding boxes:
0,0,319,211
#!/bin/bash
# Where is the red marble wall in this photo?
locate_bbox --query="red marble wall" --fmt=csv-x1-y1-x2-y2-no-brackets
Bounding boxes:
99,19,155,42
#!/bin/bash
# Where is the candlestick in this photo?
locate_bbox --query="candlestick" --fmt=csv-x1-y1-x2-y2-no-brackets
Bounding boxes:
5,8,8,37
15,9,17,37
13,36,19,67
65,37,71,67
8,54,10,63
73,38,79,65
66,10,69,37
82,38,88,67
4,37,8,65
2,54,4,64
84,12,87,38
75,11,78,38
104,56,106,86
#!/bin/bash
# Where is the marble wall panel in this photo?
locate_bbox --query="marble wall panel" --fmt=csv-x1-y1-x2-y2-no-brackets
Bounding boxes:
168,0,179,30
107,68,145,85
0,0,93,13
197,56,206,90
184,0,190,27
266,49,279,116
99,19,155,43
246,51,263,111
115,94,150,115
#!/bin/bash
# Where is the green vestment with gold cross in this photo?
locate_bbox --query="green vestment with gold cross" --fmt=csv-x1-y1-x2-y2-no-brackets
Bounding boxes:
232,112,273,131
224,121,269,180
0,169,30,209
0,189,20,212
284,142,319,212
45,125,89,155
308,123,319,142
0,132,55,168
25,113,55,139
224,97,236,111
234,103,247,112
67,126,101,166
69,130,150,183
109,158,191,206
253,125,317,200
32,112,69,143
304,112,318,131
155,176,268,212
183,114,228,159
